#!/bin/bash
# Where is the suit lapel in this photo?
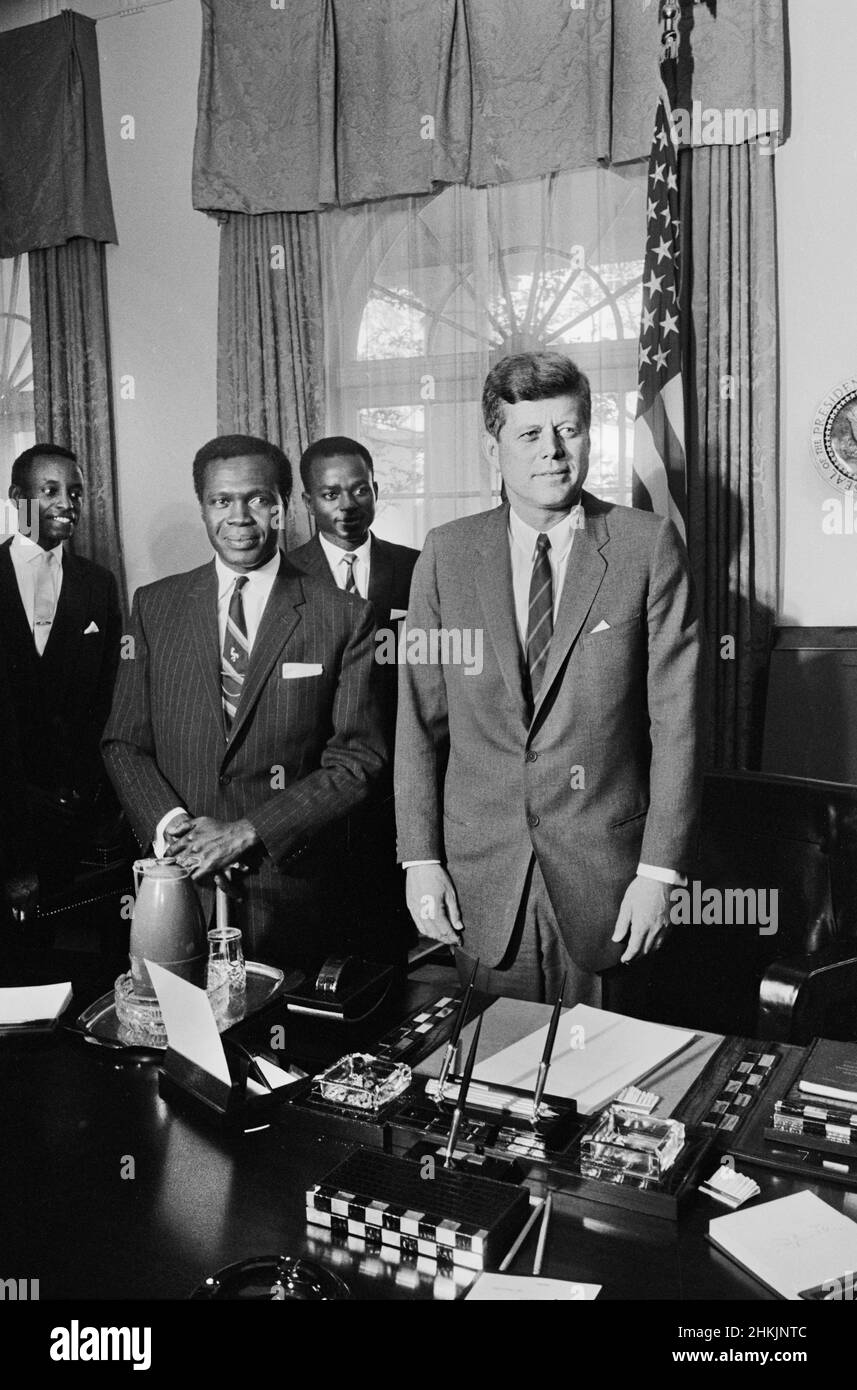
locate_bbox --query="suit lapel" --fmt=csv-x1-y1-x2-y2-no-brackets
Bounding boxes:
0,541,37,667
531,494,609,723
296,535,334,585
475,506,529,725
225,557,304,753
187,562,225,737
368,535,394,626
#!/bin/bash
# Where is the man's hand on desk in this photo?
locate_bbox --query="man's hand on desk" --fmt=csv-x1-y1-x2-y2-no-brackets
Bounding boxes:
611,875,672,963
167,816,260,896
405,863,464,946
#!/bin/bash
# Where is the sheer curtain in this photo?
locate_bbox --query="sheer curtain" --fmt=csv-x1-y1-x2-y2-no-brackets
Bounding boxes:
320,164,647,549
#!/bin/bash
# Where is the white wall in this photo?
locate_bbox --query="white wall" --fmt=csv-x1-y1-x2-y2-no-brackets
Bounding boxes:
777,0,857,624
95,0,219,597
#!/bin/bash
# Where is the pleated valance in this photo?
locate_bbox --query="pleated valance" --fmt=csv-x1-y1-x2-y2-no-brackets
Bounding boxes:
192,0,786,216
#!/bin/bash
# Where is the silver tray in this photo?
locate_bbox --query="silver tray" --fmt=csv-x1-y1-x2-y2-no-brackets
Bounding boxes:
68,961,301,1055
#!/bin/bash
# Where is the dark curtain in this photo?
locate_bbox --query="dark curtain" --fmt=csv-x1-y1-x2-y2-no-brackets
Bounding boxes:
29,238,127,610
683,144,779,770
217,213,325,548
0,12,117,257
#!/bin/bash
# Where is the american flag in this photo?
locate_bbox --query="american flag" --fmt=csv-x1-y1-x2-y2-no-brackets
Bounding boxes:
632,53,687,538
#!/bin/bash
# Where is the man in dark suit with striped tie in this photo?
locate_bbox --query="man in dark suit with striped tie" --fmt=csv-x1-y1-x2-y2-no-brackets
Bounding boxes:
289,436,419,960
102,435,387,972
396,352,704,1009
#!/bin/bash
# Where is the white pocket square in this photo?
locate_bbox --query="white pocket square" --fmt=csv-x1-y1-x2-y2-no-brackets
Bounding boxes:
390,608,408,621
83,621,100,635
281,662,323,678
589,620,611,634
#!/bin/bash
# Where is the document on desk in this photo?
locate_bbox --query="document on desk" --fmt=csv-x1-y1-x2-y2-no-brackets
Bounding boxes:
473,1004,695,1115
465,1274,601,1301
147,961,231,1086
0,981,72,1026
708,1191,857,1300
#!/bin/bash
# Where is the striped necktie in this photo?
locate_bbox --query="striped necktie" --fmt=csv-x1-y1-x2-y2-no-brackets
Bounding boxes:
221,575,249,730
341,553,357,593
526,533,553,704
32,549,57,656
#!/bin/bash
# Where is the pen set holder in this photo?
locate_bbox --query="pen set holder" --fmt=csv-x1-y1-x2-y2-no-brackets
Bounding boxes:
388,1076,584,1172
157,1038,293,1131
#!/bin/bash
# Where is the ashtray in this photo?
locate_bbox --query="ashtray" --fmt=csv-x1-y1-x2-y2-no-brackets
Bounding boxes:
580,1105,685,1181
316,1053,411,1112
190,1255,349,1300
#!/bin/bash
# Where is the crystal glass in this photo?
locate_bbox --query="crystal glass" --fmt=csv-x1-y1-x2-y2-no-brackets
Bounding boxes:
207,926,246,996
580,1105,685,1180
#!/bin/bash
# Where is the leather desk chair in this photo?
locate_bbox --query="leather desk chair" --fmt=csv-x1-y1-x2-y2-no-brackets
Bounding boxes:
648,772,857,1044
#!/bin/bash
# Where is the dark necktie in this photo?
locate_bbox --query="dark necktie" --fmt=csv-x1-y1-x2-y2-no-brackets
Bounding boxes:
342,553,357,593
221,576,249,730
526,533,553,703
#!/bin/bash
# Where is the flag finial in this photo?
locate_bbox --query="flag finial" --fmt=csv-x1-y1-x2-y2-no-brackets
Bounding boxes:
660,1,680,60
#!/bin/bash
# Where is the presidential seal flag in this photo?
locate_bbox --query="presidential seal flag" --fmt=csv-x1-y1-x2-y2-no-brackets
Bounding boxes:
632,45,687,539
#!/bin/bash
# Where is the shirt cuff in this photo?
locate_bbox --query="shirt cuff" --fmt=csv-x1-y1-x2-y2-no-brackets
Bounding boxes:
401,859,442,869
637,862,686,886
153,806,187,858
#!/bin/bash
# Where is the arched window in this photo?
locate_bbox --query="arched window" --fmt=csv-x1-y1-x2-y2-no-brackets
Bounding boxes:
0,256,35,514
323,166,646,546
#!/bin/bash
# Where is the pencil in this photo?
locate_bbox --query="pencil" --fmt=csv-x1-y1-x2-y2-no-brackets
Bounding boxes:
498,1197,546,1272
532,1191,553,1276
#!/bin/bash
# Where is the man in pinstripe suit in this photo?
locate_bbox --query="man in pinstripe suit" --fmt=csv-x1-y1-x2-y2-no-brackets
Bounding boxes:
102,436,387,971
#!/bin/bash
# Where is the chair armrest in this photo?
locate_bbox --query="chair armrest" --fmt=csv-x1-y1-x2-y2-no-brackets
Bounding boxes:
758,944,857,1044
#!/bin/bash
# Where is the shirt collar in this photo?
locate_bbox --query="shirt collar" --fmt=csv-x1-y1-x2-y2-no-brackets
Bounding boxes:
508,502,583,562
214,548,281,601
11,530,64,567
318,531,372,570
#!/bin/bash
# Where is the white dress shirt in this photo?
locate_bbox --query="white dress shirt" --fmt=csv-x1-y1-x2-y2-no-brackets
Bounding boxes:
10,531,64,649
154,550,282,854
404,503,681,885
318,532,371,598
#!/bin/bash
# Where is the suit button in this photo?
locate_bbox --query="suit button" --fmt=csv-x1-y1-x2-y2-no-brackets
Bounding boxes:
218,774,231,787
527,813,540,828
526,750,538,763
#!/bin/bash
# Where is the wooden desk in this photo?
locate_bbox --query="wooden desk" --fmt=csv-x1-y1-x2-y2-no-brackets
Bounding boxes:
1,950,855,1304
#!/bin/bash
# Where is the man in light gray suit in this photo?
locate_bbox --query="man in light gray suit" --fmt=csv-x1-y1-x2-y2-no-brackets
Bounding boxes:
395,353,703,1009
103,435,386,973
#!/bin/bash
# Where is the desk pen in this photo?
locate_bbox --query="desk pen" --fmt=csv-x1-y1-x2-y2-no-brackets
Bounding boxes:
531,971,567,1123
443,1012,483,1167
437,957,479,1102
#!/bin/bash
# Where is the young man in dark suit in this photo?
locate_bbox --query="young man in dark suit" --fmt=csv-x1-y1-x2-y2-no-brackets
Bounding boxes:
0,444,122,910
289,437,420,959
102,435,387,973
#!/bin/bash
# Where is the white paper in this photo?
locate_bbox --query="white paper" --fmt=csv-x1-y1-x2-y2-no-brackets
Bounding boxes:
473,1004,695,1115
465,1274,600,1301
146,961,231,1087
0,982,72,1025
709,1190,857,1300
252,1056,303,1090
